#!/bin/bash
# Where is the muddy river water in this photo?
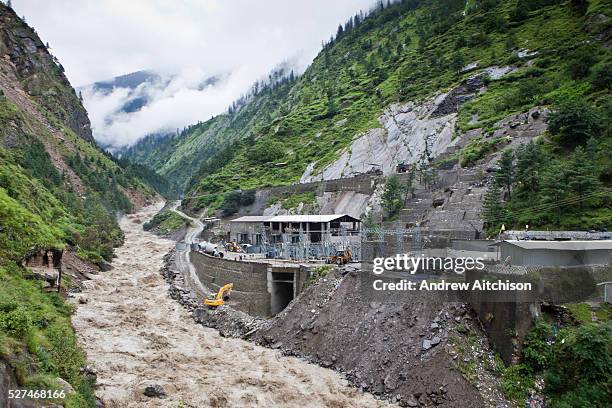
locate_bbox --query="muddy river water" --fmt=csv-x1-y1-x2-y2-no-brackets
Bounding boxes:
72,203,393,408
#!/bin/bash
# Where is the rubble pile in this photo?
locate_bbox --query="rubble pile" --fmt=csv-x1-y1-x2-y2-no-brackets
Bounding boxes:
254,269,511,408
160,251,265,338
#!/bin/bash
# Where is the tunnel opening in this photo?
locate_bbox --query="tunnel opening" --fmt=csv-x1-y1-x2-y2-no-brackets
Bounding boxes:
270,271,294,315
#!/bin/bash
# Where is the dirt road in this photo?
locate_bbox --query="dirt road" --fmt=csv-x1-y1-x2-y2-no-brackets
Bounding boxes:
169,201,208,298
72,203,394,408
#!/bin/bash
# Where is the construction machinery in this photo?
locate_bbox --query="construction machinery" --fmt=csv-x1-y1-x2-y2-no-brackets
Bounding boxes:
204,283,234,308
327,248,352,265
225,241,241,252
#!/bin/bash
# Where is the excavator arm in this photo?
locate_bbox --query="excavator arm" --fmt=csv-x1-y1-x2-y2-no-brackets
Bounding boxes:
204,283,234,307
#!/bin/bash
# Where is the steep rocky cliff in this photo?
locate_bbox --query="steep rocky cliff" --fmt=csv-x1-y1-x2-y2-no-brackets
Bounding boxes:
0,7,93,143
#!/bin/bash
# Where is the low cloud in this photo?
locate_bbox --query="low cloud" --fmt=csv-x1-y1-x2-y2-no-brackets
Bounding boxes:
82,64,295,149
14,0,376,148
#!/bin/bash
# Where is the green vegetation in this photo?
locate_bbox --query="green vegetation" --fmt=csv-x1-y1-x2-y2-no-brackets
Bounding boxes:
304,265,332,288
500,364,534,401
544,323,611,407
0,5,161,405
460,137,506,167
496,310,612,406
381,175,408,220
0,264,97,407
482,114,610,235
268,191,317,210
143,209,191,236
220,190,256,216
159,0,612,227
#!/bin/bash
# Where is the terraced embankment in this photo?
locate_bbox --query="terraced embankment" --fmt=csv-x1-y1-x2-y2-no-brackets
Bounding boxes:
71,202,394,408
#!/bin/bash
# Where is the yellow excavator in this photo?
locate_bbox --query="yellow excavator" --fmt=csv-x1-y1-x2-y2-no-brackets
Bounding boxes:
327,248,352,265
204,283,234,308
225,242,241,252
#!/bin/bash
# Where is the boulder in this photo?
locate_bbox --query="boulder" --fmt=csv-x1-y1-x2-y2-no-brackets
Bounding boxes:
54,377,75,394
143,384,166,399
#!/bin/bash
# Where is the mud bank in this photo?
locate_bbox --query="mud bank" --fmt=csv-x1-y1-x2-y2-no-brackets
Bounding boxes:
71,202,395,407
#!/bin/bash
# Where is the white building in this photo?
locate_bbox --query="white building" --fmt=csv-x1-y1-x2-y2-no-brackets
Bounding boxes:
497,240,612,267
229,214,361,246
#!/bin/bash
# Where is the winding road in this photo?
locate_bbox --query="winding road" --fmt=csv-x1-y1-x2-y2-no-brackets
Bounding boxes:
169,201,208,298
71,202,394,407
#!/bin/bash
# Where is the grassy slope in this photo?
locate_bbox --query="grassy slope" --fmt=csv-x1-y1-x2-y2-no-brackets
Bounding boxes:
142,208,192,236
197,0,606,229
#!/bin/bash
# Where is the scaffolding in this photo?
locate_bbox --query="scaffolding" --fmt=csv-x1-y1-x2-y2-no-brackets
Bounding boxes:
245,226,427,262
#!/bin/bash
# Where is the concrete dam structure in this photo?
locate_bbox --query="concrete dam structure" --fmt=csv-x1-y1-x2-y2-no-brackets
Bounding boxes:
191,251,310,317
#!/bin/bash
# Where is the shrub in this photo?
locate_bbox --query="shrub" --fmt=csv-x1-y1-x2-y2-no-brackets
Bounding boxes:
501,364,534,402
245,140,286,164
522,322,553,372
45,323,87,384
566,49,597,80
548,98,603,147
460,137,503,167
220,190,256,216
544,323,611,408
305,265,332,288
590,63,611,91
0,306,32,339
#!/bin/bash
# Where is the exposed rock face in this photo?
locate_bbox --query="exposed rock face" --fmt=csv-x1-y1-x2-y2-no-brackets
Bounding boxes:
0,360,37,408
301,67,518,184
0,5,94,143
301,100,458,182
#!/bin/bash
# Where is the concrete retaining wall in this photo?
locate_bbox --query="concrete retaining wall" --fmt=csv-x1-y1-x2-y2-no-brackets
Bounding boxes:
191,251,309,317
465,266,601,365
240,173,382,215
191,251,270,317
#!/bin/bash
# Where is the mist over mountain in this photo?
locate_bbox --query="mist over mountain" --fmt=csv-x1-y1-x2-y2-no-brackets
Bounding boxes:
79,67,230,151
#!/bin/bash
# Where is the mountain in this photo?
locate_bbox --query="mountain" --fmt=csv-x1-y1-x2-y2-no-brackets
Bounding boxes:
79,68,224,152
0,4,159,403
87,70,160,94
131,0,611,230
120,63,298,190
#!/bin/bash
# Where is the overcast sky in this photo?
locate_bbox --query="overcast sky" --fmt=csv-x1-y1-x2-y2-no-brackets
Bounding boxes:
12,0,376,148
13,0,376,86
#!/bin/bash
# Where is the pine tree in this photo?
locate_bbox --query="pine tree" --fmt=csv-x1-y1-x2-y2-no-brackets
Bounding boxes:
482,184,506,233
450,51,465,72
495,149,514,200
566,146,601,209
515,141,546,197
381,175,405,219
540,164,567,225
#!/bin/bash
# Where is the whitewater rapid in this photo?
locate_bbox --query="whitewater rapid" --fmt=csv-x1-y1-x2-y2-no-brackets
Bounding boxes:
71,202,393,407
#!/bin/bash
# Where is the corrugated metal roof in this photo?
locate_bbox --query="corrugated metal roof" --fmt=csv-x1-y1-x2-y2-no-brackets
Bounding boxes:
502,240,612,251
231,216,272,222
230,214,360,223
267,214,359,223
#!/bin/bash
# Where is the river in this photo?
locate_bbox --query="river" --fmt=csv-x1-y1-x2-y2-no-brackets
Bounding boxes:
71,202,393,407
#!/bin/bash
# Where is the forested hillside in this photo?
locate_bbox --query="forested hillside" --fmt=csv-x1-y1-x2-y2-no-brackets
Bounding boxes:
131,0,610,230
122,65,299,190
0,4,157,405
